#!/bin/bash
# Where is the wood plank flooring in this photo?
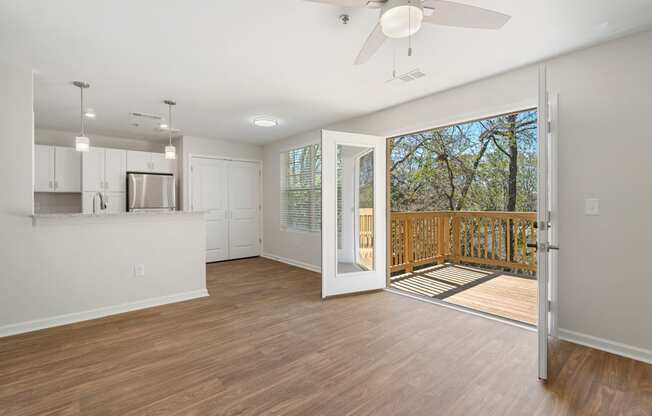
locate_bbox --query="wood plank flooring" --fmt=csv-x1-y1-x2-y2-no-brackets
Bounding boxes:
0,257,651,415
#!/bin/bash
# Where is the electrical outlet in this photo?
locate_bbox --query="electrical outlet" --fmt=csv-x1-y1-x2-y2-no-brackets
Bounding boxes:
134,264,145,277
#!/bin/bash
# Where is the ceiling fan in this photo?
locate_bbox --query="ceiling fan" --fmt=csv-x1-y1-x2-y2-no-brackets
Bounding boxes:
306,0,511,64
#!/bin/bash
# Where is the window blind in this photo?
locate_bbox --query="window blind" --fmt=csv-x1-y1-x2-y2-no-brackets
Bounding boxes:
280,144,322,232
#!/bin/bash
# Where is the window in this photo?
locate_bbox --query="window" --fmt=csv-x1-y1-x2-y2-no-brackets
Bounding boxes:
280,144,321,232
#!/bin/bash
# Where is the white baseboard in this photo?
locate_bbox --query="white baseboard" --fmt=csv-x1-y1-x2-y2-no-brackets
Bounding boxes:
261,252,321,274
0,289,209,338
558,328,652,364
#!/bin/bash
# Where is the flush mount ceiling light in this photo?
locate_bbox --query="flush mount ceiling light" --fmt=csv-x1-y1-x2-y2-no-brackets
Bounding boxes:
73,81,91,152
380,0,423,39
163,100,176,160
253,117,279,128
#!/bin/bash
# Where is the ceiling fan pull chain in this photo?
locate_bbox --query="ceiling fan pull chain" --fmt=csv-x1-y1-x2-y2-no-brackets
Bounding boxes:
408,0,413,57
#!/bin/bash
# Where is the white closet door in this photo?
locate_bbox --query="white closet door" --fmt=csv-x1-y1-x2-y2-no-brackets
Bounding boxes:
104,149,127,192
228,161,260,259
191,157,229,263
82,147,105,192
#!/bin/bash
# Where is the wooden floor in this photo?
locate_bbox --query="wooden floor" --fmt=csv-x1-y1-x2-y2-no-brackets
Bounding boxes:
0,257,651,415
391,264,538,325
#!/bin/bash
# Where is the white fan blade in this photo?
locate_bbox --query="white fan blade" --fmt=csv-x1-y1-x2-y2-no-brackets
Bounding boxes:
422,0,510,29
355,23,387,65
304,0,371,7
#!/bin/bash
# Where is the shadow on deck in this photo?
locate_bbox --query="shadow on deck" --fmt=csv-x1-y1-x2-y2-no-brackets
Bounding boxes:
390,264,538,325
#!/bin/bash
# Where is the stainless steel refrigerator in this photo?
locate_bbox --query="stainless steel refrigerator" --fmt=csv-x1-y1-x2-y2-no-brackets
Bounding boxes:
126,172,176,212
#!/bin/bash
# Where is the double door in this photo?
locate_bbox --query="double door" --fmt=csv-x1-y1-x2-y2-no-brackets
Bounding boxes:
34,145,81,193
191,157,261,263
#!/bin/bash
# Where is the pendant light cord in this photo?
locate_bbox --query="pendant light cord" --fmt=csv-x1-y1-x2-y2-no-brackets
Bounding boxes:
168,103,173,146
80,85,86,137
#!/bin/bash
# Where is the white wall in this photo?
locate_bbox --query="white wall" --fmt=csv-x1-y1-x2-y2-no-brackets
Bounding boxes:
0,64,207,336
35,128,162,152
262,30,652,359
179,135,262,210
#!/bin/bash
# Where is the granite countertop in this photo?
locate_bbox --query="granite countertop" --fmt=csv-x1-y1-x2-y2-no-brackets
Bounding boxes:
32,210,204,225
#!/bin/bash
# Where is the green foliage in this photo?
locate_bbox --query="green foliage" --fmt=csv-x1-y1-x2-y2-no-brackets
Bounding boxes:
391,110,537,212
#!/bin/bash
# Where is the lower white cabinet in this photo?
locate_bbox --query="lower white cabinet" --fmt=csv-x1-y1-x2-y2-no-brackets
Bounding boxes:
34,145,81,193
190,157,261,263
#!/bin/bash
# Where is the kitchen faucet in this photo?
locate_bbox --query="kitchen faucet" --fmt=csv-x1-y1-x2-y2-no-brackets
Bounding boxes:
93,192,108,214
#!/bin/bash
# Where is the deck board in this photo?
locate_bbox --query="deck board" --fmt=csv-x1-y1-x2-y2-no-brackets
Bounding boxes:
390,264,538,325
446,274,538,325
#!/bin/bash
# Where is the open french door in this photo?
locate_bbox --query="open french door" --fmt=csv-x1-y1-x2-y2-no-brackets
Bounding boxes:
321,130,387,298
537,64,558,380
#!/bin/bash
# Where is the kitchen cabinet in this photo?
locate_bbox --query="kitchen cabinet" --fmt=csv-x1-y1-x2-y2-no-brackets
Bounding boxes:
34,145,54,192
34,145,81,192
82,147,126,192
127,150,174,174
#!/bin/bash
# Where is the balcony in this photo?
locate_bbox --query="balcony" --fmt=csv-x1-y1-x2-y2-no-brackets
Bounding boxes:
360,210,538,324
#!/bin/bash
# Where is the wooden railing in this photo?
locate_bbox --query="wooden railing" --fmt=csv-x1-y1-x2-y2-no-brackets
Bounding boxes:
389,211,538,274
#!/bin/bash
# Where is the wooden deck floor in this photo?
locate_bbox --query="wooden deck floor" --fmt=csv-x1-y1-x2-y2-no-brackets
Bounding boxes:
0,257,650,415
391,264,538,325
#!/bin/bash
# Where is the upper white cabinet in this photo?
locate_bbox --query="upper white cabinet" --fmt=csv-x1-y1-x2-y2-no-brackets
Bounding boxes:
34,145,54,192
82,147,126,192
34,145,81,192
127,150,174,174
105,149,127,191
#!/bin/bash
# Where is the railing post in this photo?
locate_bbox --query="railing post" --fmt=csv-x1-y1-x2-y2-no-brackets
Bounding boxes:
452,213,460,263
405,216,413,272
436,214,447,263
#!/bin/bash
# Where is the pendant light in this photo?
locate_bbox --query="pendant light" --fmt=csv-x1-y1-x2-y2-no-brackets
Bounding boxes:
164,99,176,160
73,81,91,152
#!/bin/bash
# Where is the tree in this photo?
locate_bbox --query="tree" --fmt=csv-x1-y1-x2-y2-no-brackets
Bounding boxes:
390,109,538,213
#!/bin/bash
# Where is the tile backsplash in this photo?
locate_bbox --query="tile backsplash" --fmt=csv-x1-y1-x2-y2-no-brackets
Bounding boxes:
34,192,82,214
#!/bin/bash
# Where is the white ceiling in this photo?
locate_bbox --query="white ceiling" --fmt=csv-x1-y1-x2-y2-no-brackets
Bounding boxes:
1,0,651,144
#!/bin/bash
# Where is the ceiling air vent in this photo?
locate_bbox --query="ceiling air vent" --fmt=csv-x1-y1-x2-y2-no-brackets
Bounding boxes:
387,68,427,85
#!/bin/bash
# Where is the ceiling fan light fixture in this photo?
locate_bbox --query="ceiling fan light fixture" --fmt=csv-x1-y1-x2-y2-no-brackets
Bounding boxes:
380,0,423,39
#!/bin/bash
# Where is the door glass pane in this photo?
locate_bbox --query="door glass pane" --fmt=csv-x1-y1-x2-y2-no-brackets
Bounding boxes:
337,145,374,274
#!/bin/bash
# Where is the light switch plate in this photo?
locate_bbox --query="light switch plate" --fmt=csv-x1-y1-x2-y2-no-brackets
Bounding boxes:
585,198,600,216
134,264,145,277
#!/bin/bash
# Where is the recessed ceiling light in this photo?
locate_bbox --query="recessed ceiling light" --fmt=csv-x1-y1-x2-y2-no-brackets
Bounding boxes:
253,117,278,128
84,108,96,119
159,122,169,129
